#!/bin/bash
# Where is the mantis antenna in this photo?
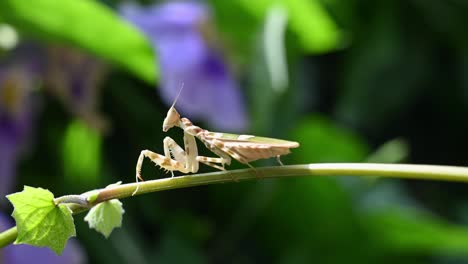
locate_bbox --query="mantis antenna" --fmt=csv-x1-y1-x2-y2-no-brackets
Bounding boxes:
170,82,185,108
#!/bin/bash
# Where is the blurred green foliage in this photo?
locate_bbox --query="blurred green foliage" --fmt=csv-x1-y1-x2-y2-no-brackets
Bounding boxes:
63,119,102,190
0,0,156,83
2,0,468,263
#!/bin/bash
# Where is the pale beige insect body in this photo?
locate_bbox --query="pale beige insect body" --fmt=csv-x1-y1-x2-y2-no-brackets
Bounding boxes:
201,131,299,164
135,106,299,184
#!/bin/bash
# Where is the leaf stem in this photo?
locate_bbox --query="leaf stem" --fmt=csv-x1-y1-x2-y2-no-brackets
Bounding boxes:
0,226,17,248
54,195,89,207
2,163,468,248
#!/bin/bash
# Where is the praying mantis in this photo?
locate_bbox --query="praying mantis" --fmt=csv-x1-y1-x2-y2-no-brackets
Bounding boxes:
135,93,300,186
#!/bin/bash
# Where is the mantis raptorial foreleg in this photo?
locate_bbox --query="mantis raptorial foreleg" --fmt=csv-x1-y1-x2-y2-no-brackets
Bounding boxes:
163,134,198,176
135,133,229,183
164,133,230,172
134,149,189,195
135,149,190,179
163,137,186,164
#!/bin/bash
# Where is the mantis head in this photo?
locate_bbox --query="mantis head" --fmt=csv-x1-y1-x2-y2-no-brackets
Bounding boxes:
162,106,181,132
163,82,184,132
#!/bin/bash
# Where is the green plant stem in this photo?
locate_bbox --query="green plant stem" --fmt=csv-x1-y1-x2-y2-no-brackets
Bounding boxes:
2,163,468,248
0,226,17,248
89,163,468,204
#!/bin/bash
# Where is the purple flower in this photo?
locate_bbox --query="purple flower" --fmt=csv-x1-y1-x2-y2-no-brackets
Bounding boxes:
0,213,86,263
45,45,109,133
122,1,248,131
0,43,107,203
0,60,37,201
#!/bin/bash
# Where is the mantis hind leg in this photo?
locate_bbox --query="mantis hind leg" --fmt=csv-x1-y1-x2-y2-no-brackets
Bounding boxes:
216,143,258,174
196,156,227,171
245,162,262,176
276,155,284,166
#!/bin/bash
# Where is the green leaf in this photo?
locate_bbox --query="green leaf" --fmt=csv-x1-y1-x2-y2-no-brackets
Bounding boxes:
292,115,369,163
6,186,76,255
84,199,124,238
237,0,342,53
366,138,409,163
366,208,468,255
0,0,156,83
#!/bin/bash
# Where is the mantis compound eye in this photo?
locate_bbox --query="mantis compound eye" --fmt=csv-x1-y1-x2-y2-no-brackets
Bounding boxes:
162,107,180,132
